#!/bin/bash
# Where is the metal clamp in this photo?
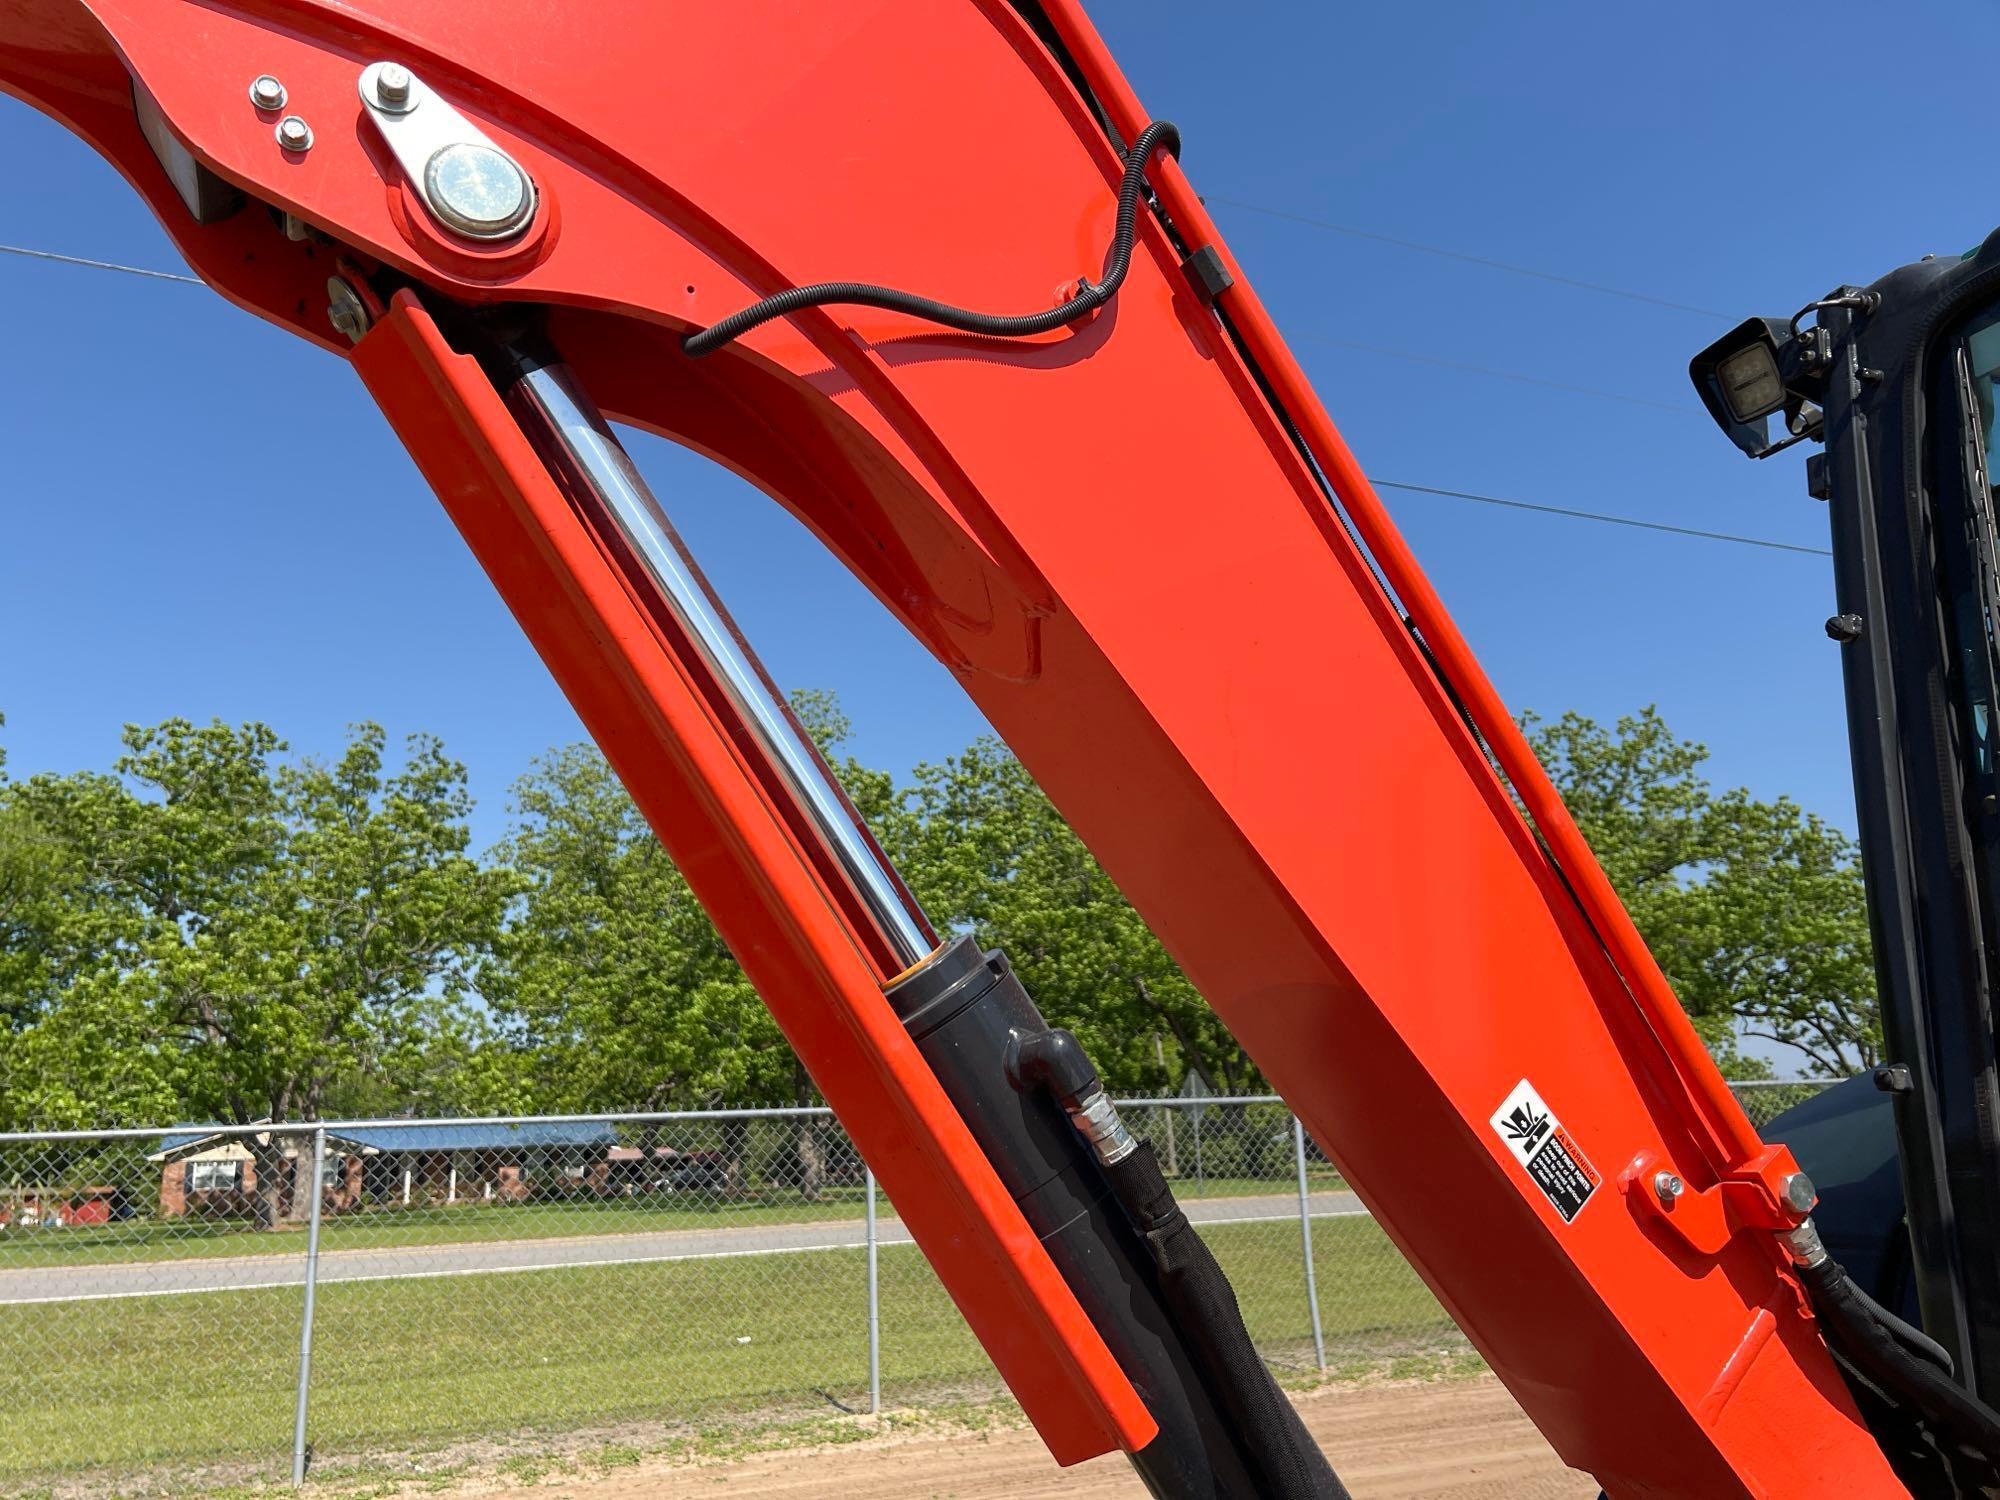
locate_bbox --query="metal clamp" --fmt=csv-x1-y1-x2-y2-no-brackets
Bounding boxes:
1621,1146,1816,1257
356,61,536,242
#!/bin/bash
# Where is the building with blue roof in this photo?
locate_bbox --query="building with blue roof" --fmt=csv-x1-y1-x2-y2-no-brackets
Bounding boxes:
149,1120,623,1220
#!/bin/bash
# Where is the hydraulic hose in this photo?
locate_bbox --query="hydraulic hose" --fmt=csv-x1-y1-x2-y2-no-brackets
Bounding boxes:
887,936,1345,1498
1098,1135,1351,1500
1848,1274,1956,1378
1000,1008,1347,1499
682,121,1181,355
1799,1251,2000,1464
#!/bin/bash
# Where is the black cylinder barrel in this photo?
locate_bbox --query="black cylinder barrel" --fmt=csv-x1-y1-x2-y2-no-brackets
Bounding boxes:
886,935,1263,1498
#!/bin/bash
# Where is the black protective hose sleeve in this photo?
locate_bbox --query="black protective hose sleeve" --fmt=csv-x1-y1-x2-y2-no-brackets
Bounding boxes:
1803,1255,2000,1460
1102,1141,1350,1500
682,122,1181,356
1848,1274,1955,1377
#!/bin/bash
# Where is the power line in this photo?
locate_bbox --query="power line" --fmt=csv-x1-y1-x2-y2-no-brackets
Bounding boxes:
0,233,1694,414
1206,195,1730,321
1376,480,1830,557
2,204,1732,326
0,236,1688,414
0,237,1807,558
0,242,201,285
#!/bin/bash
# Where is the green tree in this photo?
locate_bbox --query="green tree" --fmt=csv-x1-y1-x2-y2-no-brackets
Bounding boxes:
485,743,793,1117
1,720,510,1220
0,714,72,1052
487,738,826,1192
486,692,905,1198
1527,707,1879,1075
1667,793,1878,1075
892,738,1254,1095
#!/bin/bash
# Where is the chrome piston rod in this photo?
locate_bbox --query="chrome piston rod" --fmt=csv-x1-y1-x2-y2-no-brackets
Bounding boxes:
493,348,1324,1499
501,355,936,971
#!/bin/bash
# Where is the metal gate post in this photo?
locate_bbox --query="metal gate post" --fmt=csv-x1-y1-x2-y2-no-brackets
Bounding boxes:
1293,1116,1326,1372
292,1126,326,1485
866,1166,882,1414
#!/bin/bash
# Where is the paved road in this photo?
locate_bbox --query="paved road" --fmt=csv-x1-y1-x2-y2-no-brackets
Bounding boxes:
0,1190,1363,1305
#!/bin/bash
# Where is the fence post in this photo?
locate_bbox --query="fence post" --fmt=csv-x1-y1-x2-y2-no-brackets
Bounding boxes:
292,1125,326,1486
1293,1116,1326,1372
865,1166,882,1415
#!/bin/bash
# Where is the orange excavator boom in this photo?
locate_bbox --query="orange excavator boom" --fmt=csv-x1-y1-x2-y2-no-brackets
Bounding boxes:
0,3,1919,1493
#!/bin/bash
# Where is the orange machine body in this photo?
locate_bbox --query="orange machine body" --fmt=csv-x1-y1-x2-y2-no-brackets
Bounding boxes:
0,1,1905,1492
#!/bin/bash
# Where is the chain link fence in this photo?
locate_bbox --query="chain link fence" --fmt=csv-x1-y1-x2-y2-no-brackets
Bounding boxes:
0,1082,1838,1493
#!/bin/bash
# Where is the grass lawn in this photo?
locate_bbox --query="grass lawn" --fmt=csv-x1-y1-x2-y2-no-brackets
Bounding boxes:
0,1172,1346,1272
0,1214,1455,1491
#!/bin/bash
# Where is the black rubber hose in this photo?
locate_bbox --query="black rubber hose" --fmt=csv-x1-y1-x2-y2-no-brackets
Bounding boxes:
682,121,1181,356
1847,1274,1955,1377
1801,1254,2000,1460
1101,1139,1350,1499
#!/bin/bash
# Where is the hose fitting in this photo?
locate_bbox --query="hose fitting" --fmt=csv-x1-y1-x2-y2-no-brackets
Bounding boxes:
1784,1219,1829,1269
1070,1089,1139,1167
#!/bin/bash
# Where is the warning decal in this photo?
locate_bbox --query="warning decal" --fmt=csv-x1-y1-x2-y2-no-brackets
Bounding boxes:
1489,1079,1600,1224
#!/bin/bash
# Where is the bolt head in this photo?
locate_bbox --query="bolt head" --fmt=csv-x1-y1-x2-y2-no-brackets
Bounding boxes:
423,142,533,239
1782,1172,1818,1214
375,63,412,108
1652,1170,1684,1204
249,75,286,112
326,277,370,345
1825,612,1865,643
275,115,313,153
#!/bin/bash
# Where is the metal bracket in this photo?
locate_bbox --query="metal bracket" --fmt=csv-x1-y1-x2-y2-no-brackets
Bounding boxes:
355,61,537,242
1181,244,1233,306
1622,1146,1815,1257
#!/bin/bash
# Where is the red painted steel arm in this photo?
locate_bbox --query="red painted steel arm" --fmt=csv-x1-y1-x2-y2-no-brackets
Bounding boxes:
0,2,1904,1493
1026,0,1772,1180
347,291,1156,1462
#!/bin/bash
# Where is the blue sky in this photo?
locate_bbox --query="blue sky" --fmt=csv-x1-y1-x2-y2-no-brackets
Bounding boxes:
3,0,1995,866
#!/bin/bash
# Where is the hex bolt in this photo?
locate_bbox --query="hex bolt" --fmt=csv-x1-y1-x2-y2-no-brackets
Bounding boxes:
276,115,313,153
1652,1170,1684,1205
375,63,412,109
249,75,286,112
1826,612,1865,642
326,277,371,345
1782,1171,1818,1214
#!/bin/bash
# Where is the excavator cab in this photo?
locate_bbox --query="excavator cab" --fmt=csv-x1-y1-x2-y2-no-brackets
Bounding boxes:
1698,238,2000,1471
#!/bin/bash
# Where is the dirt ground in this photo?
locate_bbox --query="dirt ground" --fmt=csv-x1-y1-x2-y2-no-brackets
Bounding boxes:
463,1377,1598,1499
